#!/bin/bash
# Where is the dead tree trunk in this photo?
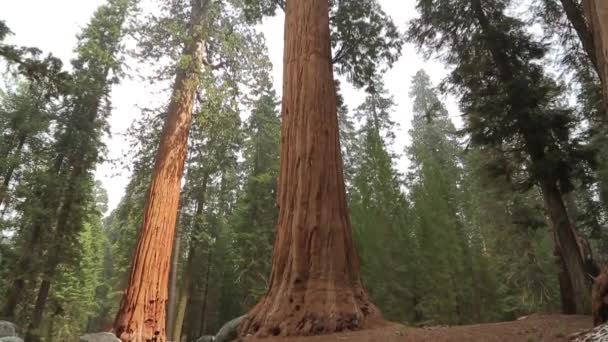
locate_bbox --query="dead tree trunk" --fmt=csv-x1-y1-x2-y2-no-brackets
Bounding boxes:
112,1,208,340
238,0,379,337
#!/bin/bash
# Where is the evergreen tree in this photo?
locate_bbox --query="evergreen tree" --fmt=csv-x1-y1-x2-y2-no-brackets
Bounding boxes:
406,70,469,324
1,2,133,338
231,76,280,310
349,76,414,322
409,0,596,314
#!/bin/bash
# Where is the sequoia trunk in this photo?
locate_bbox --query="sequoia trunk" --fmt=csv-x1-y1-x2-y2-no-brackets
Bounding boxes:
583,0,608,111
112,1,207,340
238,0,379,337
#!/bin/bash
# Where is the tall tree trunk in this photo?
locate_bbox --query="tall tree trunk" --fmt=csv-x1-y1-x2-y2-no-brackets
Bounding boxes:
555,242,577,314
583,0,608,112
24,278,51,342
112,1,208,341
239,0,379,337
540,180,592,314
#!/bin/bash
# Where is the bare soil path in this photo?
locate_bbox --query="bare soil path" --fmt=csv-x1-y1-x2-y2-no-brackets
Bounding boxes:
244,314,593,342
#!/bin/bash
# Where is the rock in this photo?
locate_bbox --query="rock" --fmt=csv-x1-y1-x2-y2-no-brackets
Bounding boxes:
214,315,245,342
572,322,608,342
0,337,23,342
195,336,214,342
0,321,16,338
79,332,121,342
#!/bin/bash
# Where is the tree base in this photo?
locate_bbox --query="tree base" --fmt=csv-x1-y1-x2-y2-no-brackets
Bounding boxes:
239,286,381,338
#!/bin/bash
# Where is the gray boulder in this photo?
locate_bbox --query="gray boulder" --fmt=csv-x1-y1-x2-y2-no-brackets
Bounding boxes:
0,337,23,342
79,332,121,342
195,336,214,342
0,321,16,338
214,315,245,342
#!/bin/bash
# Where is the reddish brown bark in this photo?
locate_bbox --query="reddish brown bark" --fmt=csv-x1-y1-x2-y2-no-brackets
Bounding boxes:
112,1,207,340
582,0,608,112
238,0,379,337
592,266,608,326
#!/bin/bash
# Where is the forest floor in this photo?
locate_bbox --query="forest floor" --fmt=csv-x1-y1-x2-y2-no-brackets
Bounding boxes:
243,314,593,341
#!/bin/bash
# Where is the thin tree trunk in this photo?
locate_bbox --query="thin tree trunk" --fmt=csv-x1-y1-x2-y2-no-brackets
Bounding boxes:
198,245,213,337
112,1,208,340
583,0,608,112
239,0,379,337
174,174,209,342
172,248,194,342
167,204,184,339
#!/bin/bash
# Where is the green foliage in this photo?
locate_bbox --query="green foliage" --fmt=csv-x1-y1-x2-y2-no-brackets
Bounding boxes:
348,76,415,322
4,0,608,338
242,0,403,89
231,77,279,309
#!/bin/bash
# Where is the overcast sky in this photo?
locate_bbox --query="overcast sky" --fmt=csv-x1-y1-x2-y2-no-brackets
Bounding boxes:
2,0,460,212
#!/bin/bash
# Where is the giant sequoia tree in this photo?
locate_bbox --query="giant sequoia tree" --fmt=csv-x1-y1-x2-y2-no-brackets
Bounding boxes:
409,0,595,314
112,0,207,340
238,0,381,337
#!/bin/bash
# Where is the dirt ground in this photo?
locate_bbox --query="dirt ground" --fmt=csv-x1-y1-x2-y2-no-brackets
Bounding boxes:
243,314,593,342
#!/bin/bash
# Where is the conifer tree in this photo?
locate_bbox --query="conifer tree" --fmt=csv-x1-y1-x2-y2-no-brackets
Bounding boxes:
349,76,413,322
406,70,469,323
1,2,133,336
409,0,596,314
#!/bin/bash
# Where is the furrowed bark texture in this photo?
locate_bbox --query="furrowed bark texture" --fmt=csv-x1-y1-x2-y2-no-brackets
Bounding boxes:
112,1,206,340
238,0,379,337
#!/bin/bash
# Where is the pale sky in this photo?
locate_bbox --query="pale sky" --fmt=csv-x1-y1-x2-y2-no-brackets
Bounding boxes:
2,0,460,212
